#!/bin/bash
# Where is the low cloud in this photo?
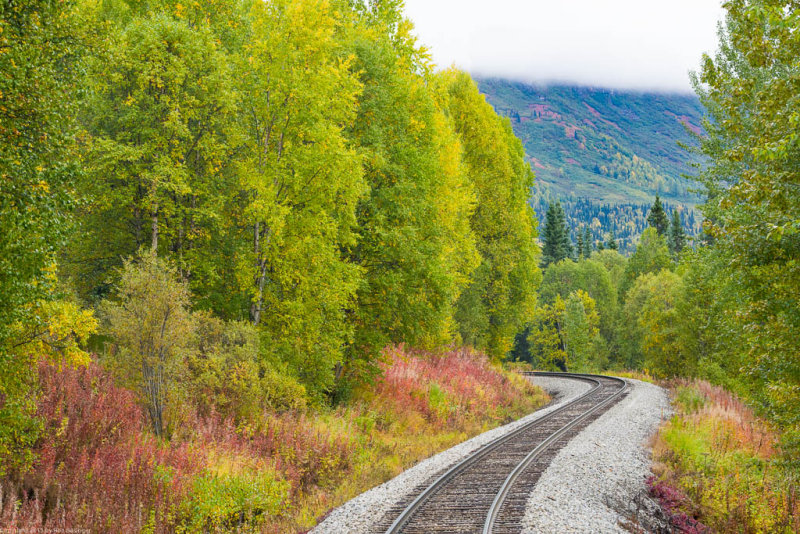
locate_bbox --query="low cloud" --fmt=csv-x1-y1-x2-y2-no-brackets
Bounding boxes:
403,0,724,93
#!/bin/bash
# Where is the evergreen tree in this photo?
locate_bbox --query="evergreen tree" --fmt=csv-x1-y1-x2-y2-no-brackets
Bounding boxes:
646,194,669,236
668,209,686,255
576,230,585,260
583,226,593,256
541,202,572,267
607,231,618,250
562,206,575,260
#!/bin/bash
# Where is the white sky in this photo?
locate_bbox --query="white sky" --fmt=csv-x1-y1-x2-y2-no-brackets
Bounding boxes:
403,0,725,93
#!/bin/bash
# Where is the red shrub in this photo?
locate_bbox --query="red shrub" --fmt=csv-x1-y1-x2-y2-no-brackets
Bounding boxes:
374,345,530,427
0,361,204,533
647,475,710,533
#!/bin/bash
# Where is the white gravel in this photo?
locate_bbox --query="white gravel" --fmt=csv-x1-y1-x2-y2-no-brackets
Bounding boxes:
521,378,671,533
312,376,590,534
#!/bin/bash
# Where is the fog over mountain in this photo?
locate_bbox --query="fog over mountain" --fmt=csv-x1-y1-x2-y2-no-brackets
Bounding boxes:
403,0,724,93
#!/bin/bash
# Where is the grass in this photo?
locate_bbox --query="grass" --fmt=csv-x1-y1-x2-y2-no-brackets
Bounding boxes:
650,379,799,533
0,345,548,533
607,369,656,383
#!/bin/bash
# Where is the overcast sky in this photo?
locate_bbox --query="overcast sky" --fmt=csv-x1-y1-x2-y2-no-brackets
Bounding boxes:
403,0,725,93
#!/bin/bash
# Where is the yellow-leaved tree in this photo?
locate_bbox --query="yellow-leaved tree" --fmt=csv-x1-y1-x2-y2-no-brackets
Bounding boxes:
102,253,195,437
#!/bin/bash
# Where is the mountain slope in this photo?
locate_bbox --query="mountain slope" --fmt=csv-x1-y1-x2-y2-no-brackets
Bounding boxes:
477,79,704,203
476,79,706,250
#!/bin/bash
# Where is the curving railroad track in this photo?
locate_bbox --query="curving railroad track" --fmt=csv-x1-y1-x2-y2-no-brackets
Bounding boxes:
374,372,628,534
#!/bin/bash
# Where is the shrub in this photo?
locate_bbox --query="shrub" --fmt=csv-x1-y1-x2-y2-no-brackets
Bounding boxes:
674,385,706,414
647,476,709,533
0,360,204,532
652,380,800,533
373,345,544,428
187,312,308,421
179,469,289,532
102,252,195,437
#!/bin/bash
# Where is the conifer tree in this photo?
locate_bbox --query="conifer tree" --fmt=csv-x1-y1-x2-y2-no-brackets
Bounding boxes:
541,202,572,267
583,226,592,257
668,209,686,255
562,206,575,260
576,231,585,260
646,194,669,236
607,231,618,250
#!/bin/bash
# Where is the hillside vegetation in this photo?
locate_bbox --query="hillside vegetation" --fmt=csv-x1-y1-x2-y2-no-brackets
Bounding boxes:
478,80,706,251
478,80,705,203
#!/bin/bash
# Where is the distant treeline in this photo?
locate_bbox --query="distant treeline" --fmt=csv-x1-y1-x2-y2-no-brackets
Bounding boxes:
531,196,701,253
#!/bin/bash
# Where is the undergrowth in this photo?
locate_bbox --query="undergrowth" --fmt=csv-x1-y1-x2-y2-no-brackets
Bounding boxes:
650,379,799,533
0,346,547,532
608,369,656,383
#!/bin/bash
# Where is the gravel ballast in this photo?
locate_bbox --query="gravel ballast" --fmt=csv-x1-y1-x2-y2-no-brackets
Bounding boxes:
312,376,590,534
521,378,671,533
312,376,669,534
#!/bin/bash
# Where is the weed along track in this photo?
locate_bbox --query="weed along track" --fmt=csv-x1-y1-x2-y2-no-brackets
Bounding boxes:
376,373,628,534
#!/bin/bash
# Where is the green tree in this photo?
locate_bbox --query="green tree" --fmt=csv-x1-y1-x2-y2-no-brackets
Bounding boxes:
674,248,748,392
562,290,600,372
692,0,800,430
233,0,366,398
646,194,669,236
76,10,234,297
527,297,567,371
606,230,618,250
583,226,593,257
540,259,617,343
576,230,585,260
621,270,686,377
668,208,687,255
590,249,628,294
102,253,195,437
541,202,573,267
334,19,481,389
443,71,540,358
0,0,86,474
620,228,672,296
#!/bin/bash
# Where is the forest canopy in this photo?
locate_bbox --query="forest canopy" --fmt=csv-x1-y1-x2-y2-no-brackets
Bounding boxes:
0,0,541,473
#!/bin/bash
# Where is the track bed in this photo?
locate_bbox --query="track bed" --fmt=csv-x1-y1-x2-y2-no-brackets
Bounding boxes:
374,373,628,534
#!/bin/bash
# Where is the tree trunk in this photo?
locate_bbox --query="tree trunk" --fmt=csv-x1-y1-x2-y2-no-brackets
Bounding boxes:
151,207,159,253
250,223,271,325
143,361,163,438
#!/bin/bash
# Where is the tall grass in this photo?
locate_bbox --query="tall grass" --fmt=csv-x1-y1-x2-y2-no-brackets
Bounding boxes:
0,346,547,532
651,379,799,533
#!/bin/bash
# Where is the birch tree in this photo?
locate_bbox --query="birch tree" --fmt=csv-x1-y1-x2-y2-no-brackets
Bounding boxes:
103,253,194,437
234,0,364,396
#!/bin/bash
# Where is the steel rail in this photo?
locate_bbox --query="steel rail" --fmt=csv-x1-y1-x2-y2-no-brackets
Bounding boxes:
482,374,628,534
384,372,604,534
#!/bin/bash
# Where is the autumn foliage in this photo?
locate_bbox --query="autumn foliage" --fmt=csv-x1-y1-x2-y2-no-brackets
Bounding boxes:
0,347,545,532
374,346,542,427
650,380,799,533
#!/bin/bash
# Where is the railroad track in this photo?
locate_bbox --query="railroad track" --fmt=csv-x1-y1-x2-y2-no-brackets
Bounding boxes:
375,372,628,534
